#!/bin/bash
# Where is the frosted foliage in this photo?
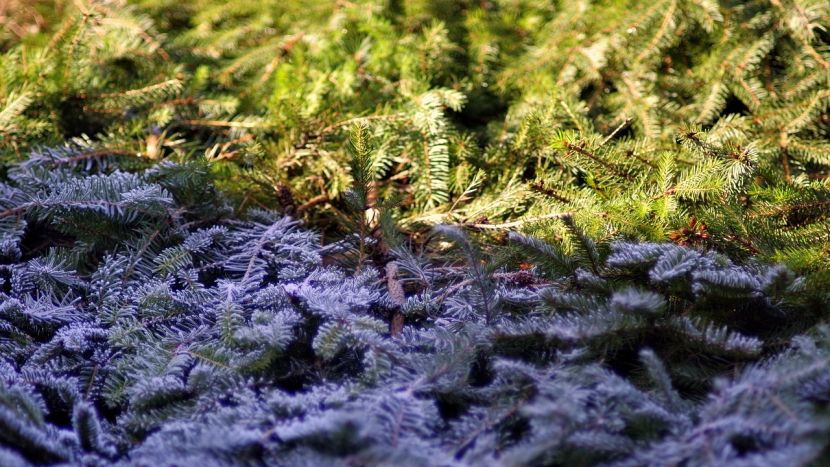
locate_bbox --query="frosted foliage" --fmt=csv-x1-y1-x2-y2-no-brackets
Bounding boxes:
0,147,827,467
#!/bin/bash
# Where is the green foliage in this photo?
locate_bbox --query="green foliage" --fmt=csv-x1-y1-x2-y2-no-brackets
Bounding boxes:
4,1,830,465
4,1,830,277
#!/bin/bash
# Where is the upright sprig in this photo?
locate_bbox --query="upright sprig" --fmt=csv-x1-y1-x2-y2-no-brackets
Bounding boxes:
344,122,374,273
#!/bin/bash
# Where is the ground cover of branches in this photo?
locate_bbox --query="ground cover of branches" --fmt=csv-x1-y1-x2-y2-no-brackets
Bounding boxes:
3,1,830,466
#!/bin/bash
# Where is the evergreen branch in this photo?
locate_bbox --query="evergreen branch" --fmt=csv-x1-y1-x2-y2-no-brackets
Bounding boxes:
635,0,677,62
87,80,183,100
560,141,635,181
434,225,495,324
463,212,573,230
51,149,142,167
179,120,270,129
62,12,89,95
97,17,171,61
319,114,406,135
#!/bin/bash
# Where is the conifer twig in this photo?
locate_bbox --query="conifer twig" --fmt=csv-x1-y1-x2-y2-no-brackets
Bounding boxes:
463,212,573,230
561,141,635,181
319,114,406,135
600,117,634,147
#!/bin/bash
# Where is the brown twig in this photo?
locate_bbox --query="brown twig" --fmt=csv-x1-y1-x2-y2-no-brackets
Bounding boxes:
297,194,330,214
